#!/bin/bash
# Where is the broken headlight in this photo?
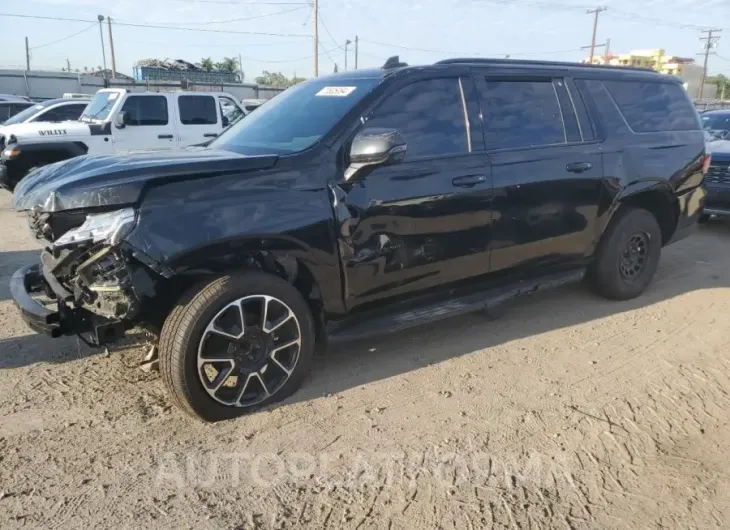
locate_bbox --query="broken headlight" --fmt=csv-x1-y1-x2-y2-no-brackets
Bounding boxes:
54,208,136,248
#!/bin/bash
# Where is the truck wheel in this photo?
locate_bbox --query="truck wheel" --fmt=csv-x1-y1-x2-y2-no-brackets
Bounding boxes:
588,207,662,301
159,272,315,422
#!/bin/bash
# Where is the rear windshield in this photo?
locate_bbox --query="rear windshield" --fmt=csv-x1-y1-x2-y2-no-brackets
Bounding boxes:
702,112,730,132
603,80,700,133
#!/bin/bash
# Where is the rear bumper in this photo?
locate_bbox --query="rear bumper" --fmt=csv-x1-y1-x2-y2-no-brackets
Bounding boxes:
666,184,706,245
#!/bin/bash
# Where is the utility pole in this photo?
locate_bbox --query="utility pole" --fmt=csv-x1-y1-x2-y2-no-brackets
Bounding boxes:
699,29,722,99
67,58,71,72
107,17,117,79
354,35,359,69
586,7,607,64
344,39,352,71
604,38,611,62
25,37,30,70
238,53,243,81
97,15,108,81
313,0,319,77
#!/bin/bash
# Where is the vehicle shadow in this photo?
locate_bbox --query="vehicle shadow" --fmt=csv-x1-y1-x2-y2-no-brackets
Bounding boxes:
287,222,730,406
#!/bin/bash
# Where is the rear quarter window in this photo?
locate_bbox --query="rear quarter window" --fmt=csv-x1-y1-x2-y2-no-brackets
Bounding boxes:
603,80,700,133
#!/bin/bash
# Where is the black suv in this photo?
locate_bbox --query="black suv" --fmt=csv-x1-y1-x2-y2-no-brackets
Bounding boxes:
10,57,706,421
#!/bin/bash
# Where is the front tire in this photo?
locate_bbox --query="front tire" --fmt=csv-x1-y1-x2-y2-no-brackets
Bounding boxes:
589,207,662,301
159,272,315,422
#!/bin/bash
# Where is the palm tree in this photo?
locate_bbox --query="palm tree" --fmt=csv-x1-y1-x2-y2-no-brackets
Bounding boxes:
216,57,239,73
200,58,214,72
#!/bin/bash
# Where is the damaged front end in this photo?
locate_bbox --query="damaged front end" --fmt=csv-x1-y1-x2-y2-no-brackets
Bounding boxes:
11,206,162,346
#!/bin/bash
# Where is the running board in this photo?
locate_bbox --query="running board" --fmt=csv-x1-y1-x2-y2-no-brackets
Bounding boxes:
328,269,586,343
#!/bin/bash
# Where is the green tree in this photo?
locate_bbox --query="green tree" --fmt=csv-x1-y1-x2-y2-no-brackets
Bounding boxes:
200,57,214,72
215,57,239,73
709,74,730,99
254,70,305,88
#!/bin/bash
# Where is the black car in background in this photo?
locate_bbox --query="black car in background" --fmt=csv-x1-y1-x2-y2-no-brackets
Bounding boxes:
0,100,34,122
701,109,730,139
9,57,706,421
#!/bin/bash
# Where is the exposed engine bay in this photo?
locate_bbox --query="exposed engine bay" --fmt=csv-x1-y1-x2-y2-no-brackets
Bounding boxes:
26,208,158,344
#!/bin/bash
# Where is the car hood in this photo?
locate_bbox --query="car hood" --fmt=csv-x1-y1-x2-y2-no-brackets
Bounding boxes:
1,121,92,142
12,148,278,213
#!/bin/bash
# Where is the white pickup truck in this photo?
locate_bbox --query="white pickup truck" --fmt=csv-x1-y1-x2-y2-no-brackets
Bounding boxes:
0,88,245,190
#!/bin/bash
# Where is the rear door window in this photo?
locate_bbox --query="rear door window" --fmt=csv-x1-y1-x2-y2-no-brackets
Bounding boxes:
121,96,169,126
603,80,700,132
479,79,566,150
178,95,218,125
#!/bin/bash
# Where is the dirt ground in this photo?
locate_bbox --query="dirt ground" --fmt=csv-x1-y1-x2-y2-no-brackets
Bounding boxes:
1,191,730,529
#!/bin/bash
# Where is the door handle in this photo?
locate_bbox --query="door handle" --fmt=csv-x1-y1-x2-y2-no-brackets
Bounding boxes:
203,133,218,138
452,175,488,188
566,162,592,173
158,134,174,139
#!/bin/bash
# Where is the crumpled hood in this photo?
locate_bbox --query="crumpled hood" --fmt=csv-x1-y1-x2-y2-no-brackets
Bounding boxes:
1,120,92,142
12,148,278,212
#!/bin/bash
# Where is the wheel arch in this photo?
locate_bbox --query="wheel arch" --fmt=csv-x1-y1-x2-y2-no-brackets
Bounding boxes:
609,180,679,246
157,237,332,345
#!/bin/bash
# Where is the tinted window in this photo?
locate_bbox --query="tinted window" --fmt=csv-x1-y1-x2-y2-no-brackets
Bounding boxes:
603,80,700,133
2,102,34,123
365,78,469,159
121,96,168,126
702,112,730,132
179,95,217,125
37,104,85,122
480,80,566,150
569,81,596,141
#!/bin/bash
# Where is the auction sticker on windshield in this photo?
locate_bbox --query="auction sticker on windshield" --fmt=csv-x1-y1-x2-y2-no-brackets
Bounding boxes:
316,86,357,97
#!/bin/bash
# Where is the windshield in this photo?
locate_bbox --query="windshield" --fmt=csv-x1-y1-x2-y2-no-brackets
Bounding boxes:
81,92,121,122
3,103,46,125
702,113,730,132
212,77,380,155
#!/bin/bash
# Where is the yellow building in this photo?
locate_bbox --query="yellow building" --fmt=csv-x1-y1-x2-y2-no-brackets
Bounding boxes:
583,48,712,98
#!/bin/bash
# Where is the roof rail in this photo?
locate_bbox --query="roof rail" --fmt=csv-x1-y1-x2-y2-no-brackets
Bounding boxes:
435,58,655,73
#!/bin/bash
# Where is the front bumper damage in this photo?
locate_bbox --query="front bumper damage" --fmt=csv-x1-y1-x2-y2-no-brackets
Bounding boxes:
10,244,158,346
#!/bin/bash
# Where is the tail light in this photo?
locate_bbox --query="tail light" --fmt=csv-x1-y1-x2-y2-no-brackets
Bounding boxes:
702,153,711,175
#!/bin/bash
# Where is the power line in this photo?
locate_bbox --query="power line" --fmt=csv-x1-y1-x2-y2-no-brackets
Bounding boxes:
318,42,337,66
115,5,308,27
30,23,96,50
699,29,722,99
584,6,607,64
0,13,311,38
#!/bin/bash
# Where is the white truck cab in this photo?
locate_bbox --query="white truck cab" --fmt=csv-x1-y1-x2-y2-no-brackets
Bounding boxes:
0,89,246,189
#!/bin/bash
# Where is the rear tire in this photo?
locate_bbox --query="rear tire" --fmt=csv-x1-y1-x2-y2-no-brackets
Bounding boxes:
159,272,315,422
589,207,662,301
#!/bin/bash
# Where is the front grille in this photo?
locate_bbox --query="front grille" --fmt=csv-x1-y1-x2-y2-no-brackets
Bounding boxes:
706,160,730,185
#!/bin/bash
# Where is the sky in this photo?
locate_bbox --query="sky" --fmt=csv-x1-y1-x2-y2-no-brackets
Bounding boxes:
1,0,730,82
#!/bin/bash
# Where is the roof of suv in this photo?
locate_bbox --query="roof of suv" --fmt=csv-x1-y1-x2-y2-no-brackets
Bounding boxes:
317,57,672,83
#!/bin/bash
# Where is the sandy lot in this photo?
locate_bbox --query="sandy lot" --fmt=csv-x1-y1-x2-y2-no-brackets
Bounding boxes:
1,191,730,529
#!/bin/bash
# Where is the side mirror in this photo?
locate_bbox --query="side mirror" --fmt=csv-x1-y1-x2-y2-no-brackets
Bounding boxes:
114,111,127,129
345,128,407,181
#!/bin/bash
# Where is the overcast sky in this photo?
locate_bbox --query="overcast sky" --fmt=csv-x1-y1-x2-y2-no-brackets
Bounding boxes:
1,0,729,81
